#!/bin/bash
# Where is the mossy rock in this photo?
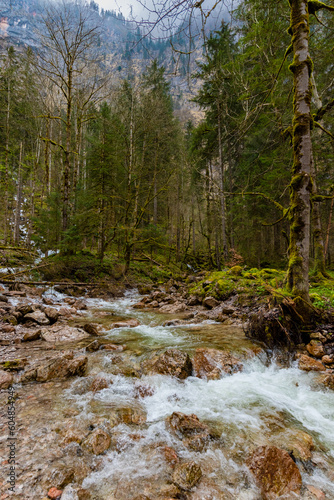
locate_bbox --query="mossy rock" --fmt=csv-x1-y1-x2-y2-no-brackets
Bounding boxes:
229,265,243,276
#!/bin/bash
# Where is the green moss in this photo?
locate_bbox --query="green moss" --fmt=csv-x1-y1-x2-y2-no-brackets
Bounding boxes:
229,265,243,276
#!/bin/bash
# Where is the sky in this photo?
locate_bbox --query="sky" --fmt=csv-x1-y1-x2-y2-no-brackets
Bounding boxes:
96,0,143,18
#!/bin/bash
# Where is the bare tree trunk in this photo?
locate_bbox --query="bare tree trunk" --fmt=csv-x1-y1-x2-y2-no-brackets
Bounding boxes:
14,142,23,245
324,197,334,261
311,153,326,276
286,0,313,305
4,80,10,244
217,103,228,260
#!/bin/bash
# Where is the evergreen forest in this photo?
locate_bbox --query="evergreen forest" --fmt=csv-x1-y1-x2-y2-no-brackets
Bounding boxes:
1,0,334,311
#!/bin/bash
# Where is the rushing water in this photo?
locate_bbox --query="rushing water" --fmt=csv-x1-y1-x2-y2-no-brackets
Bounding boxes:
1,289,334,499
69,291,334,499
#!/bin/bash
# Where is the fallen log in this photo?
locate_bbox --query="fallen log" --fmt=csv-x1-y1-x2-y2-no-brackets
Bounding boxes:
0,280,105,287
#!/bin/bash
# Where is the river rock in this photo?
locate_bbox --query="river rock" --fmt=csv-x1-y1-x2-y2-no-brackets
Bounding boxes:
40,325,90,342
111,319,140,328
167,412,211,452
82,428,111,455
134,383,155,398
16,304,34,316
305,485,326,500
318,373,334,390
116,406,147,425
44,307,60,323
187,295,201,306
21,354,87,382
58,306,77,317
59,484,79,500
0,369,13,389
172,461,202,491
83,323,101,336
203,296,219,309
47,487,63,499
306,341,325,359
86,340,100,352
22,329,41,341
321,355,334,365
162,302,188,313
90,376,110,392
141,348,192,379
1,358,27,371
132,302,147,309
192,348,243,380
246,445,302,499
0,323,15,333
163,446,179,466
24,310,50,325
298,354,326,372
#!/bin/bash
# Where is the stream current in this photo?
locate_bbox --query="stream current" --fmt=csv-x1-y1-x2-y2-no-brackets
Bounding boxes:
1,289,334,499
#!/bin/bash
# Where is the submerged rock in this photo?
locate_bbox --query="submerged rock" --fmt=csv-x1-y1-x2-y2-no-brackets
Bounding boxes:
111,319,140,328
166,412,211,452
192,348,243,380
172,461,202,491
90,376,110,392
82,428,111,455
83,323,101,336
141,348,192,379
246,445,302,499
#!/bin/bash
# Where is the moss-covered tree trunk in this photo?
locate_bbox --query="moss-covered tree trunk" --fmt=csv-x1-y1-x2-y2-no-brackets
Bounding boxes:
286,0,313,305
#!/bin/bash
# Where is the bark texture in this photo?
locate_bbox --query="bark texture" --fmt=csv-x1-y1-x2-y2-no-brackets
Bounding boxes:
286,0,313,304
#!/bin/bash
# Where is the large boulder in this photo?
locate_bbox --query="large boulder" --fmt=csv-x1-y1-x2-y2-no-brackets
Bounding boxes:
192,348,243,380
24,310,50,325
20,354,87,382
141,348,192,379
40,325,90,343
166,412,211,452
172,461,202,491
246,446,302,499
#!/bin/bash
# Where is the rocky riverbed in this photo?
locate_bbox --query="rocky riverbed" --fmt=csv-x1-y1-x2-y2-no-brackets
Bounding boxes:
0,282,334,499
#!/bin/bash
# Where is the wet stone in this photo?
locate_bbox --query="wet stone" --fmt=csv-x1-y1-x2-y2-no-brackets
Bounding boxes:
24,310,50,325
90,376,110,392
0,369,13,389
22,329,41,341
83,323,101,336
141,348,193,379
192,347,243,380
246,445,302,499
306,341,325,359
82,428,111,455
172,461,202,491
298,354,326,372
47,487,63,500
